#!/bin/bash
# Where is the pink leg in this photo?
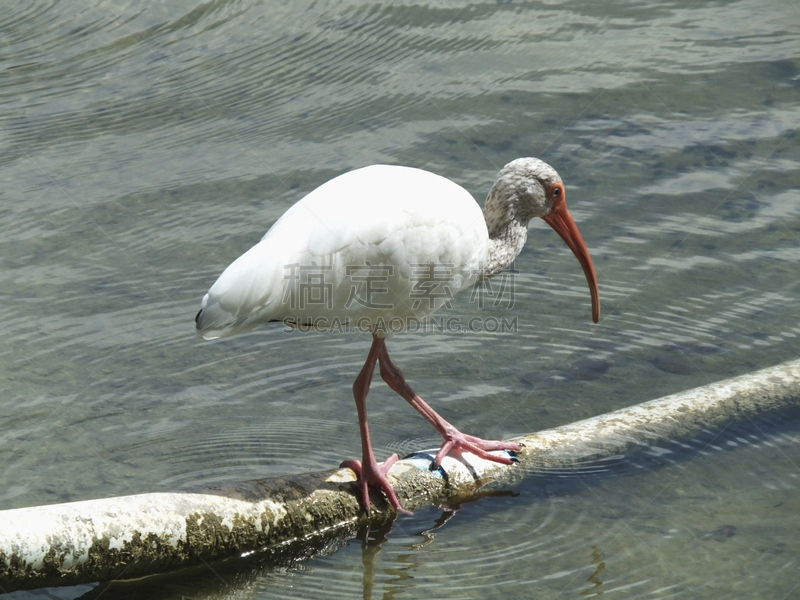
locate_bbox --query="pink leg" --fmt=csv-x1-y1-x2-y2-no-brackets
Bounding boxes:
374,337,521,468
340,336,412,515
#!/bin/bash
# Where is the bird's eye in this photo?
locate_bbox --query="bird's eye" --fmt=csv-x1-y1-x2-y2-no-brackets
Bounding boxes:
549,183,563,199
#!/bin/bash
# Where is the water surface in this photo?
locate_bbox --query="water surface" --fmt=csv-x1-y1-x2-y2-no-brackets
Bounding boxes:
1,0,799,598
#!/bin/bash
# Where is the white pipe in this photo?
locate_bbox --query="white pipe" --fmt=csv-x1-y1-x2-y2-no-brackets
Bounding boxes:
1,358,798,591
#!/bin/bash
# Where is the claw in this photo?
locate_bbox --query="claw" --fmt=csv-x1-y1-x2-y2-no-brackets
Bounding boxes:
431,431,521,469
341,454,412,515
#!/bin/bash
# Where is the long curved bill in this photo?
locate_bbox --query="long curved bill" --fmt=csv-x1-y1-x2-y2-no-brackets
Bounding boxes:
542,204,601,324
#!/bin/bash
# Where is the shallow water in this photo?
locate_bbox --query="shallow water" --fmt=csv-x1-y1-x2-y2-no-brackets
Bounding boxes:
1,0,799,598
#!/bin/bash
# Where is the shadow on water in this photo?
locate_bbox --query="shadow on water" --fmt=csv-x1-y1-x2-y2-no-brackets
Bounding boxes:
9,406,799,600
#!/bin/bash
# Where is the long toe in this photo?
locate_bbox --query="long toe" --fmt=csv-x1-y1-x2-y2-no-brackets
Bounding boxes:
341,455,412,515
433,432,521,468
369,454,412,515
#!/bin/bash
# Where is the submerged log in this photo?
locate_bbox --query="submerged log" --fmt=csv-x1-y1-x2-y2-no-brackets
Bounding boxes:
1,358,799,591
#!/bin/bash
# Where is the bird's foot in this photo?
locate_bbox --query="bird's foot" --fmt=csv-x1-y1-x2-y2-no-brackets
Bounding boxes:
340,454,413,515
433,428,522,469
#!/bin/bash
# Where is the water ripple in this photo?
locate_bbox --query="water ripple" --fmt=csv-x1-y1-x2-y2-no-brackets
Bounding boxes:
1,0,799,598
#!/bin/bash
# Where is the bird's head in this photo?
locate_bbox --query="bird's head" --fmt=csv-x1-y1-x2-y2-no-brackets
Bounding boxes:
492,157,564,220
488,157,601,324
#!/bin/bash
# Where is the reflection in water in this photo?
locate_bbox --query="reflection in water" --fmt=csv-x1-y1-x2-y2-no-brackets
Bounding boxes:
358,491,519,600
582,545,605,598
359,517,395,600
408,507,457,551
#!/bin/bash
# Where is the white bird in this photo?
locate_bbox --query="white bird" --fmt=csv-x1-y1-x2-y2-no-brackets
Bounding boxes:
196,158,600,514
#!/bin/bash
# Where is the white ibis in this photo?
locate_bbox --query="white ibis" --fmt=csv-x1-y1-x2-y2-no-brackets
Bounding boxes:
196,158,600,513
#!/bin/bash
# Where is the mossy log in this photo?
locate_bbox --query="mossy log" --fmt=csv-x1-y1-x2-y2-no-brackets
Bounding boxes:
1,358,799,591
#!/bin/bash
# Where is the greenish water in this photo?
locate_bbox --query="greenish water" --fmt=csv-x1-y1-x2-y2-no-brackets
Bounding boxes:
1,0,799,598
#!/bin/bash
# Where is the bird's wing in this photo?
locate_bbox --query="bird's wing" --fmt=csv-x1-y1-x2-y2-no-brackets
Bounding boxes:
197,165,488,338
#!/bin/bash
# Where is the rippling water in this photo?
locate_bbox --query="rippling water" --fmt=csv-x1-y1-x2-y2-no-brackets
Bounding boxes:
1,0,799,598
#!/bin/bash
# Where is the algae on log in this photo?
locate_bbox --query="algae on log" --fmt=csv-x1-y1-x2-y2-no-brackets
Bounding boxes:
0,456,496,591
1,358,799,592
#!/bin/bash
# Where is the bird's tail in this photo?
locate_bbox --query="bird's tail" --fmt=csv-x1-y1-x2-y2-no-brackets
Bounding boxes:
195,294,235,340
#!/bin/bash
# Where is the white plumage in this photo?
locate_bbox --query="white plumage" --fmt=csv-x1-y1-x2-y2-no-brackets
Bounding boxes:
197,165,488,338
197,158,600,514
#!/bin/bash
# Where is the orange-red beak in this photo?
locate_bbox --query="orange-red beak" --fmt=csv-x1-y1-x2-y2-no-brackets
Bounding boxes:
542,203,600,324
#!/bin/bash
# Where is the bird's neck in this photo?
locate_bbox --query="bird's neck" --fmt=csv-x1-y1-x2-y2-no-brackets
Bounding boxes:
481,191,528,280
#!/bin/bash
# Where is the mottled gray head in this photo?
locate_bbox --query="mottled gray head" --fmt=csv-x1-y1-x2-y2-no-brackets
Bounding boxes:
489,157,564,222
484,157,600,324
